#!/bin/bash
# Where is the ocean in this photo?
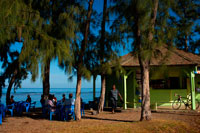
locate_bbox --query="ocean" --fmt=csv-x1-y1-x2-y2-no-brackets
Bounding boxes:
0,88,101,107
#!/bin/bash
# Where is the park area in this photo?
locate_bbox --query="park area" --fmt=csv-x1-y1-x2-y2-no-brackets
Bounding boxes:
1,108,200,133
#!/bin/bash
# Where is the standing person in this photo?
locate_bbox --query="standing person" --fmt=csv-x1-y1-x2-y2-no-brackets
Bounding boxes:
110,84,123,113
26,95,31,103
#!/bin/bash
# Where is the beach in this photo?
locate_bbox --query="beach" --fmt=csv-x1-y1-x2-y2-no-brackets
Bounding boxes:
1,108,200,133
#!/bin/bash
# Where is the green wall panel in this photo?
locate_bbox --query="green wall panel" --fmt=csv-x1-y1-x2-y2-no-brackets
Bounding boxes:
105,66,200,108
126,72,134,108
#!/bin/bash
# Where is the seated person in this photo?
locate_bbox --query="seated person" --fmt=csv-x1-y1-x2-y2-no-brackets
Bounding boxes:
40,94,45,106
7,95,15,109
48,94,56,112
62,94,66,103
64,93,75,106
9,95,15,105
26,95,31,103
52,94,57,105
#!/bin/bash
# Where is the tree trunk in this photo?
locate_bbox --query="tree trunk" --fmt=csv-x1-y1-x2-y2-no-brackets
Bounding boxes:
185,35,188,52
97,0,107,114
6,69,18,105
43,60,50,99
137,0,159,121
98,74,106,113
93,75,96,101
5,44,26,104
75,71,82,120
74,0,94,121
140,62,151,121
83,0,94,48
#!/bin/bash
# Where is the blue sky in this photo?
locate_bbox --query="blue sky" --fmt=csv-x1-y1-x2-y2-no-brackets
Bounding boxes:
0,0,130,89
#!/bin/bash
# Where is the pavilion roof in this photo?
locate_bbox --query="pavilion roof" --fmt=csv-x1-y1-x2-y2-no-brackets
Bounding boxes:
120,45,200,67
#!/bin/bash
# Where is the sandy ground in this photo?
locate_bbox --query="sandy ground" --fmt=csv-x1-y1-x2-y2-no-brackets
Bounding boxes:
0,108,200,133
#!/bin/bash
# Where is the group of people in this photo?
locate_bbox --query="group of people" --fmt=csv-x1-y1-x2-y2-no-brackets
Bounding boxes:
40,84,122,114
8,84,122,114
40,93,75,112
61,93,75,106
8,95,32,105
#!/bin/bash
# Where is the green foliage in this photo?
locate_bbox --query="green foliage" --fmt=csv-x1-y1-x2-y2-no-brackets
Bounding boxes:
87,0,125,78
111,0,179,62
0,0,39,97
0,0,79,97
18,0,79,81
169,0,200,52
61,1,97,81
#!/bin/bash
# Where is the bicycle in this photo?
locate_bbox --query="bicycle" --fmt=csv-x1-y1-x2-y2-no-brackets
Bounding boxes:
172,93,200,110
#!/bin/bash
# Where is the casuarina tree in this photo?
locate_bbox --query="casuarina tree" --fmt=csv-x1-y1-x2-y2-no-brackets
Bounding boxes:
97,0,124,113
64,0,94,121
0,0,40,102
171,0,200,52
20,0,78,98
110,0,176,121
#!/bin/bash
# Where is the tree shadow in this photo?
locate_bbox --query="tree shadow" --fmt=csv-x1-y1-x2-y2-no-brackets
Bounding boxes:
152,111,200,116
4,108,49,120
82,116,137,123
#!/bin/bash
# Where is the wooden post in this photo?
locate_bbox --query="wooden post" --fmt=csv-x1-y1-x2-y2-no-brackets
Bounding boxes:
123,75,127,109
190,71,196,110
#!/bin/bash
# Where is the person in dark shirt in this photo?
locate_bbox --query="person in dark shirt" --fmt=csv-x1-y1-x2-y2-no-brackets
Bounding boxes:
62,94,66,103
9,95,15,105
110,84,123,113
40,94,45,106
26,95,31,103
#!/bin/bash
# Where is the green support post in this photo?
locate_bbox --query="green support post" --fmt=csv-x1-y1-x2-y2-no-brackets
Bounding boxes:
133,71,136,108
195,66,197,72
190,71,196,110
123,75,127,109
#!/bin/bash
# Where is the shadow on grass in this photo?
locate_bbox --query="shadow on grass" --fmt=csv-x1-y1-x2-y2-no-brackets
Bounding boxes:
152,111,200,116
4,108,48,120
82,116,137,123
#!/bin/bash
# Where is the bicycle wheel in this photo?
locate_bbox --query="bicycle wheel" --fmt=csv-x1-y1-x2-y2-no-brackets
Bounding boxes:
172,99,181,110
187,100,200,110
185,99,192,109
195,100,200,110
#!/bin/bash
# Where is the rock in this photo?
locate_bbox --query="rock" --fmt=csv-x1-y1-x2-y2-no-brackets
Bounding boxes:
91,111,97,115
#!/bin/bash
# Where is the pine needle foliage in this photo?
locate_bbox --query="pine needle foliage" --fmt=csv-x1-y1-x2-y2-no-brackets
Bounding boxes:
169,0,200,52
110,0,176,121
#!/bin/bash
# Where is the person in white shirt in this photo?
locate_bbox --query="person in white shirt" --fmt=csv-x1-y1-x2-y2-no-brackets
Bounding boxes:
64,93,75,106
48,95,56,112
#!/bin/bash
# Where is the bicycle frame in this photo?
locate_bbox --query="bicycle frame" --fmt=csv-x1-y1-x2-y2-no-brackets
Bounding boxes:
173,94,191,109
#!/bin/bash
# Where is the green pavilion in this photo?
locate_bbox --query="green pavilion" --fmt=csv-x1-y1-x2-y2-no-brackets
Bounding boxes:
105,45,200,110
